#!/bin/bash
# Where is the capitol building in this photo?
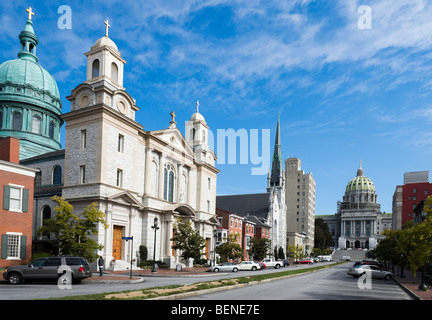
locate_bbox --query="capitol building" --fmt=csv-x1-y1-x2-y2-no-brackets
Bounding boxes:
322,162,392,250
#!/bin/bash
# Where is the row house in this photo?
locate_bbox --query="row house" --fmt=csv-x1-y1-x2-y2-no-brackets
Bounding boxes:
215,208,271,261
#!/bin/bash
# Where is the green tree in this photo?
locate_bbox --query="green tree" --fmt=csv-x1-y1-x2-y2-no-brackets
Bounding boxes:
170,218,206,267
287,245,303,262
314,218,334,250
278,246,285,260
216,233,243,262
37,196,108,262
250,237,271,260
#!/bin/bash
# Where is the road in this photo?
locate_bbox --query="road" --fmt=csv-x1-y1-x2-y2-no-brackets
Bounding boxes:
182,263,413,300
0,262,412,300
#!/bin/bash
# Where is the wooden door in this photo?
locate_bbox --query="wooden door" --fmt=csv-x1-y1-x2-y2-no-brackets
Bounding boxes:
112,226,123,260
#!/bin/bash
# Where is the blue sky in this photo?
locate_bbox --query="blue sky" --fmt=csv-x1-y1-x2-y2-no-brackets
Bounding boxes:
1,0,432,215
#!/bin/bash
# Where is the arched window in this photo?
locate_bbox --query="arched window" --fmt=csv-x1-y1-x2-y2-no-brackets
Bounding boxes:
202,130,206,143
111,63,118,83
42,205,51,240
191,128,196,141
35,171,42,187
163,163,175,202
12,111,22,131
48,121,54,139
32,115,41,134
92,59,100,78
52,165,62,185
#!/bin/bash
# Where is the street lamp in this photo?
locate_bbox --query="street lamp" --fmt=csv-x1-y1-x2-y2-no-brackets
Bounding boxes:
151,217,160,273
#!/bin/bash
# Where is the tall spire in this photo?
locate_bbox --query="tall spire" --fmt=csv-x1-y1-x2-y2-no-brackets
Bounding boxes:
270,113,283,187
357,160,364,177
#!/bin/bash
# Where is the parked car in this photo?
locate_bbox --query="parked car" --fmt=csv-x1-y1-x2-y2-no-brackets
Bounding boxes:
298,258,314,264
3,256,92,285
208,263,240,273
239,261,261,271
347,264,392,280
256,261,266,269
261,258,283,269
282,259,290,267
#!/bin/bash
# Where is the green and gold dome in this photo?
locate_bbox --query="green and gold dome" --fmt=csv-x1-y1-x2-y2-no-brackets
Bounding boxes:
0,8,63,160
345,162,376,193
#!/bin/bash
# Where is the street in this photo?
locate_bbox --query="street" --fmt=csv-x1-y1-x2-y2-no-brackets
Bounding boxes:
0,262,412,300
182,263,413,300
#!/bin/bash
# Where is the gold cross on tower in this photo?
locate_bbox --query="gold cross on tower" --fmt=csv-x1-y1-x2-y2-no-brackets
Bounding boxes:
104,19,111,37
26,7,34,20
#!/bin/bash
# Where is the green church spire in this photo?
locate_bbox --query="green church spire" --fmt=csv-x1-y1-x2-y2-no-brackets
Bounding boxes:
18,7,39,63
270,113,283,187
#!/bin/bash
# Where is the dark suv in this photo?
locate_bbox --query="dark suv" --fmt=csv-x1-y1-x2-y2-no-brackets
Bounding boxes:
3,256,92,285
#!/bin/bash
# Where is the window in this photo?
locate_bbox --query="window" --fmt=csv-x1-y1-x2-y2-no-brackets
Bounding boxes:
81,129,87,148
111,63,118,83
118,134,124,152
92,59,100,78
207,200,210,212
116,169,123,187
413,188,417,193
12,112,22,131
163,163,175,202
52,166,62,185
0,108,3,129
7,235,20,258
35,171,41,187
31,116,41,134
208,178,211,190
0,234,26,260
3,185,28,212
48,122,55,139
79,166,86,184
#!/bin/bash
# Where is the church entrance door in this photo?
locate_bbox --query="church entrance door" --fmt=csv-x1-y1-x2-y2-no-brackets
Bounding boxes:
113,226,123,260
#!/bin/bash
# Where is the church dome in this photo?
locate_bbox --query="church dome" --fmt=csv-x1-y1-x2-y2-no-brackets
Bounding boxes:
93,36,118,51
0,58,61,107
190,111,205,121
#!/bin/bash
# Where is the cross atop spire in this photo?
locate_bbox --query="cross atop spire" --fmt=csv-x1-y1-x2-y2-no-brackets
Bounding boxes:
270,113,283,187
196,100,200,113
104,19,111,37
26,7,34,20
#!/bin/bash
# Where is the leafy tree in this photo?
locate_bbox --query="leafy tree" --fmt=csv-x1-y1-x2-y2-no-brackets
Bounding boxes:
171,218,206,267
216,233,243,262
37,196,108,262
314,218,334,250
287,245,303,261
250,237,271,260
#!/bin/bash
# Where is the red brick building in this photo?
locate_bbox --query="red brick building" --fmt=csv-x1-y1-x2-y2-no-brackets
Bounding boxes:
393,171,431,230
0,137,38,268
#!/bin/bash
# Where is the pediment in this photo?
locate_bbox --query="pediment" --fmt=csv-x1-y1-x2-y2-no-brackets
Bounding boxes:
108,191,143,207
150,127,194,158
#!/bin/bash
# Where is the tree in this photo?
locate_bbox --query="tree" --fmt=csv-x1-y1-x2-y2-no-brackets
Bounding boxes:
37,196,108,262
287,245,303,262
250,237,271,260
170,218,206,267
278,246,285,260
216,233,243,262
314,218,334,250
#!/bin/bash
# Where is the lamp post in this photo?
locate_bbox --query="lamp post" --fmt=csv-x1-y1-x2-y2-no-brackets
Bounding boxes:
151,217,159,273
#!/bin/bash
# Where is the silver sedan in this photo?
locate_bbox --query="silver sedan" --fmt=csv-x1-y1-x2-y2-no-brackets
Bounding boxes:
208,263,240,273
348,265,392,280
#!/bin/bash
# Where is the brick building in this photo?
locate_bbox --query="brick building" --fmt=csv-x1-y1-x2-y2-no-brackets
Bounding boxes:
393,171,431,230
0,137,38,267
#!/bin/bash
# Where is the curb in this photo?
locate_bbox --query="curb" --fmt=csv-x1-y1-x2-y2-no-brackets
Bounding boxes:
392,277,422,300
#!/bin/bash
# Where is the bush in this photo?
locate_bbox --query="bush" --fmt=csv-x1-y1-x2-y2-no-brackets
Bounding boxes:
30,252,51,260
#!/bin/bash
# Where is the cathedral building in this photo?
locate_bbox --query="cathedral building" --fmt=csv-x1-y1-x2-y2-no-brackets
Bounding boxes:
4,10,219,269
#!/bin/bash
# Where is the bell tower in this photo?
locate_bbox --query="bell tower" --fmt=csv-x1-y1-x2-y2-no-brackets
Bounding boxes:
84,19,126,89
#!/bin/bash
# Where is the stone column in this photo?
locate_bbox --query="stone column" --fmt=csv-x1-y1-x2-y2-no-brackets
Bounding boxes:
144,147,153,196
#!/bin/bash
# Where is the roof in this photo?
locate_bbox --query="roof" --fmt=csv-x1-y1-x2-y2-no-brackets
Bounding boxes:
216,193,270,219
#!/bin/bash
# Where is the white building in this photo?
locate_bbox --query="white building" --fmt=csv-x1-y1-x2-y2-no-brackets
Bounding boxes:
27,29,219,270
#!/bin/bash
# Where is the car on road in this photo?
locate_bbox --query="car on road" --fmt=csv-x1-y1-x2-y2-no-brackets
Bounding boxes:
298,258,314,264
347,264,392,280
3,256,92,285
282,259,290,267
256,261,266,269
208,263,240,273
239,261,261,271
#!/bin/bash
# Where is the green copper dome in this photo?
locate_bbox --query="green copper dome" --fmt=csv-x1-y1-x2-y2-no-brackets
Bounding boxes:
0,12,63,160
0,19,61,111
345,163,375,192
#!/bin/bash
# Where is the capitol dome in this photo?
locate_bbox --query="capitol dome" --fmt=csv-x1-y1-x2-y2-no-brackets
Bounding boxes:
345,162,375,192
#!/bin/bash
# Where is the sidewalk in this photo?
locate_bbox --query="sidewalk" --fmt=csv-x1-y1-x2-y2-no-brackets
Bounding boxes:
83,267,210,283
392,269,432,301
